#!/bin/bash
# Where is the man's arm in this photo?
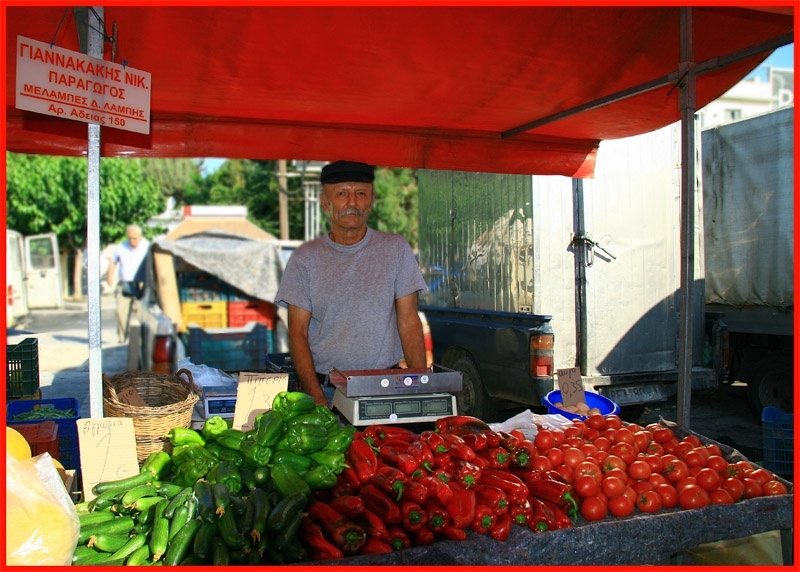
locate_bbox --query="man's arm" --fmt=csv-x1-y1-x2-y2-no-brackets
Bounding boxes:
106,260,117,286
286,304,328,406
396,293,427,369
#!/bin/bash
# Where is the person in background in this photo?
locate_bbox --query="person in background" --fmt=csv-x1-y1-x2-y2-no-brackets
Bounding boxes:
274,160,428,406
107,224,149,343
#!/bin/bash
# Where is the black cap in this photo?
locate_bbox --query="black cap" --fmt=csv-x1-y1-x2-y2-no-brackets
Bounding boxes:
320,160,375,184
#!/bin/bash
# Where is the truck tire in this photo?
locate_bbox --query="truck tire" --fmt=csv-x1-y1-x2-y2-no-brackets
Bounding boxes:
618,404,646,422
450,355,501,422
747,356,793,419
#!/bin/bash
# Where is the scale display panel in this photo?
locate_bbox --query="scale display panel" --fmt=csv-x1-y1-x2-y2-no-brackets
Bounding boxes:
333,390,457,426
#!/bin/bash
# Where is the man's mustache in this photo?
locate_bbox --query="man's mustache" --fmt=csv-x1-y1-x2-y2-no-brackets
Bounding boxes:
340,208,365,216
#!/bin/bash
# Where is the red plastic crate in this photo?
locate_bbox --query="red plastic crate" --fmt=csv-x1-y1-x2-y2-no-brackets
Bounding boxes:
9,420,60,460
227,300,277,329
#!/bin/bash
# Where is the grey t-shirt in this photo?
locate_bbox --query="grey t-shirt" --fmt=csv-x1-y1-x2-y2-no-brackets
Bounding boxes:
274,228,427,374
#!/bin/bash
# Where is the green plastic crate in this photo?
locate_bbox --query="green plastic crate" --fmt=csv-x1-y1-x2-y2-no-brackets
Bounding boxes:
6,338,40,398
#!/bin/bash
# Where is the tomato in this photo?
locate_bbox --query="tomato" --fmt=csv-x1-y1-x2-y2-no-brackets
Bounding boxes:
563,447,586,469
656,483,678,508
603,428,617,443
613,427,635,445
645,441,665,456
592,449,608,464
733,460,752,477
682,434,702,448
555,463,574,484
574,474,600,499
534,429,555,451
580,442,599,459
586,413,607,432
683,448,708,469
632,480,655,494
551,430,565,449
574,460,602,483
651,426,674,444
762,480,789,496
676,476,697,492
647,473,668,487
592,435,612,452
695,467,722,492
609,442,637,466
545,447,564,468
741,477,763,499
604,415,624,431
632,431,651,454
747,468,775,486
662,437,680,455
678,484,711,509
601,475,627,498
674,441,694,460
580,496,608,521
705,455,728,475
622,485,638,506
635,490,662,513
601,454,627,474
565,436,585,449
583,427,601,442
703,443,723,458
642,454,663,474
663,459,689,483
565,424,585,439
710,488,735,505
607,494,635,518
644,422,662,433
628,460,652,481
531,455,554,473
721,477,745,501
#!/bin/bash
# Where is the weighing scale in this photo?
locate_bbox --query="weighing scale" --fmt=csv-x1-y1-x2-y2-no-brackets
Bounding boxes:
201,383,239,419
330,365,462,426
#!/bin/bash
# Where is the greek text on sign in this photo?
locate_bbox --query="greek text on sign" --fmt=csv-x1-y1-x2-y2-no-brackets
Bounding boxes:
556,367,586,407
15,36,151,134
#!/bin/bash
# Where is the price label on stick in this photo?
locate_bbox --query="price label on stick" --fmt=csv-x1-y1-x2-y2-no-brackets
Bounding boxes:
76,418,139,502
557,367,586,407
233,372,289,432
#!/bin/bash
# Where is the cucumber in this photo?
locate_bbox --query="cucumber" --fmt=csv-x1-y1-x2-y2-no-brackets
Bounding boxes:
154,481,185,498
168,504,191,541
129,495,166,514
275,508,305,551
137,503,156,525
163,486,193,519
163,518,202,566
77,516,136,545
194,480,216,523
109,532,148,561
267,492,308,532
72,549,113,566
211,536,230,566
149,499,170,562
125,543,151,566
92,470,153,496
72,545,103,565
133,522,152,536
87,532,131,553
88,488,124,512
78,509,117,526
192,520,219,560
121,483,159,507
180,554,208,565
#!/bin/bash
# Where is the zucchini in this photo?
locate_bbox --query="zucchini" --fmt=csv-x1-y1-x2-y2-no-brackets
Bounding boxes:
180,554,208,565
92,470,153,496
280,535,308,563
164,517,202,566
211,536,230,566
275,507,305,552
163,486,193,519
168,504,191,541
194,480,216,523
217,502,246,550
249,487,269,542
87,533,131,553
192,520,219,560
77,516,135,545
125,543,151,566
212,482,231,517
149,499,170,562
252,465,270,485
109,532,148,561
120,483,159,507
267,492,308,532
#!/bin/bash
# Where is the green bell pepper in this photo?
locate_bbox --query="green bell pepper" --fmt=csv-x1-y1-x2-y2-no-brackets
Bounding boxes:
253,409,285,447
284,407,338,432
201,415,230,442
205,442,245,467
171,443,216,466
270,462,312,497
167,427,206,447
269,450,313,474
173,455,216,487
240,434,273,468
206,460,243,495
308,450,349,474
278,423,328,454
216,428,248,451
302,464,338,490
272,391,316,420
323,426,356,453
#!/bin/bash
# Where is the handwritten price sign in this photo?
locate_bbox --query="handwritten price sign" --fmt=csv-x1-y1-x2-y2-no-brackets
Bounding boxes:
233,372,289,431
556,367,586,407
76,418,138,501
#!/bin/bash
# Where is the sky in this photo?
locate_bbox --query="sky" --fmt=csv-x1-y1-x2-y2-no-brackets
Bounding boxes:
199,44,794,177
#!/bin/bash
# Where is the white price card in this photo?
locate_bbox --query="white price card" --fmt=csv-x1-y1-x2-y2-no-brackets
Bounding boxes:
77,418,139,502
232,372,289,432
556,367,586,407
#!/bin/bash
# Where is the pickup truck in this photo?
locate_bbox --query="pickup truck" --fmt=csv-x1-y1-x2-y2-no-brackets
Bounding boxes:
420,305,554,422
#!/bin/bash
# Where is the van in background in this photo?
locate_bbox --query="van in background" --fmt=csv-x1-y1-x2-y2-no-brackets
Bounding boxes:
6,230,29,327
6,230,64,327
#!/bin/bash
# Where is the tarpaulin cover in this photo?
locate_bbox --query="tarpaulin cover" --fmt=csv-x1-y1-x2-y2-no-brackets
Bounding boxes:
4,5,794,177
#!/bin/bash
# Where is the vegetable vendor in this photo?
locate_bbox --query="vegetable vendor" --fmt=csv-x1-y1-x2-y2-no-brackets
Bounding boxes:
274,160,429,407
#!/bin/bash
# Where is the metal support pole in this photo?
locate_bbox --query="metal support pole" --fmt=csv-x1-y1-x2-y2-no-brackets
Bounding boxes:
571,178,588,375
86,6,104,418
278,159,289,240
676,7,697,429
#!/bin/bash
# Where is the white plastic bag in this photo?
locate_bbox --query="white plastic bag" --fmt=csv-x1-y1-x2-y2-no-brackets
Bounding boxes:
489,409,574,440
6,452,80,565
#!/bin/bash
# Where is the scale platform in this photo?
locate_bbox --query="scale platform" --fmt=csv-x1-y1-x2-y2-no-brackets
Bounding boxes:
329,364,462,426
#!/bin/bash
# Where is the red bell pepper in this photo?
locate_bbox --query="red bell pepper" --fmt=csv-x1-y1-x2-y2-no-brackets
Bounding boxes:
526,477,579,518
358,484,403,525
420,430,450,455
474,483,509,515
484,430,502,448
378,445,420,476
340,466,363,490
423,497,451,532
400,500,428,532
432,467,453,485
540,498,574,529
329,494,366,518
489,510,514,541
439,432,476,461
404,479,430,505
479,469,530,504
498,430,521,452
329,478,355,498
439,525,467,541
434,414,492,435
299,515,345,561
478,446,511,470
528,497,551,533
347,438,379,486
358,537,394,554
414,526,436,546
453,460,482,489
433,453,455,472
364,424,418,444
373,464,408,502
418,474,454,505
469,453,491,471
355,508,391,541
513,468,545,484
444,481,477,529
509,499,533,526
470,503,497,534
307,500,368,555
387,525,411,551
461,431,489,452
406,439,434,471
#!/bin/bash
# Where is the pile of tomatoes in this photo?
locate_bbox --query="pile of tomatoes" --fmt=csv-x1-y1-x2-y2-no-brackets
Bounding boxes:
526,413,790,522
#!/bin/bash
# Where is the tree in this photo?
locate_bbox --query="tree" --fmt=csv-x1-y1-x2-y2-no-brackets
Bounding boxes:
6,152,166,299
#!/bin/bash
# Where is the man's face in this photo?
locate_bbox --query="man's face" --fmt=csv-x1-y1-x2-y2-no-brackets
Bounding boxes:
128,231,143,247
321,181,374,231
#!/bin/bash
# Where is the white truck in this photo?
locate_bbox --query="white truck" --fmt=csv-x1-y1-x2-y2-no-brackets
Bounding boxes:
418,120,727,420
702,106,794,417
6,230,63,327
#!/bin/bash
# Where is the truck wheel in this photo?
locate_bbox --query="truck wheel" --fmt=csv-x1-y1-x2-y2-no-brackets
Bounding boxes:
618,404,646,422
747,356,793,419
450,355,500,422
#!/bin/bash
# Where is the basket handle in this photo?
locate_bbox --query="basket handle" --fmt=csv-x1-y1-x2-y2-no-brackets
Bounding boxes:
175,368,200,395
102,373,119,401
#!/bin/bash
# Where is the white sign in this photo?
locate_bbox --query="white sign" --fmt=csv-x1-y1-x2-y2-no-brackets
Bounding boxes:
15,35,151,134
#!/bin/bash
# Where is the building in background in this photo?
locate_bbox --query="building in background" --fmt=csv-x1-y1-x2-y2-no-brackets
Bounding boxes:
700,67,793,128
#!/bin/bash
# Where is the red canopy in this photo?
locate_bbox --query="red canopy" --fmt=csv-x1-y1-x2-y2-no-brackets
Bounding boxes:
4,5,794,177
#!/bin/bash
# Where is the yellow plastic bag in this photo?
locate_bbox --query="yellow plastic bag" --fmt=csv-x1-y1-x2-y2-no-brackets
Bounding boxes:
6,451,80,565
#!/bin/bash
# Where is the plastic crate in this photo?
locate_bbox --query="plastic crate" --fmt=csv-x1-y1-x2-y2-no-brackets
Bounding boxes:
761,406,793,476
265,353,299,392
188,323,269,372
9,420,60,460
7,398,81,470
228,300,277,329
6,337,40,398
182,301,228,329
178,271,230,302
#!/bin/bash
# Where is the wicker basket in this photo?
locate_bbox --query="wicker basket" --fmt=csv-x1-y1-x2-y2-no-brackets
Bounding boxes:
103,369,199,464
